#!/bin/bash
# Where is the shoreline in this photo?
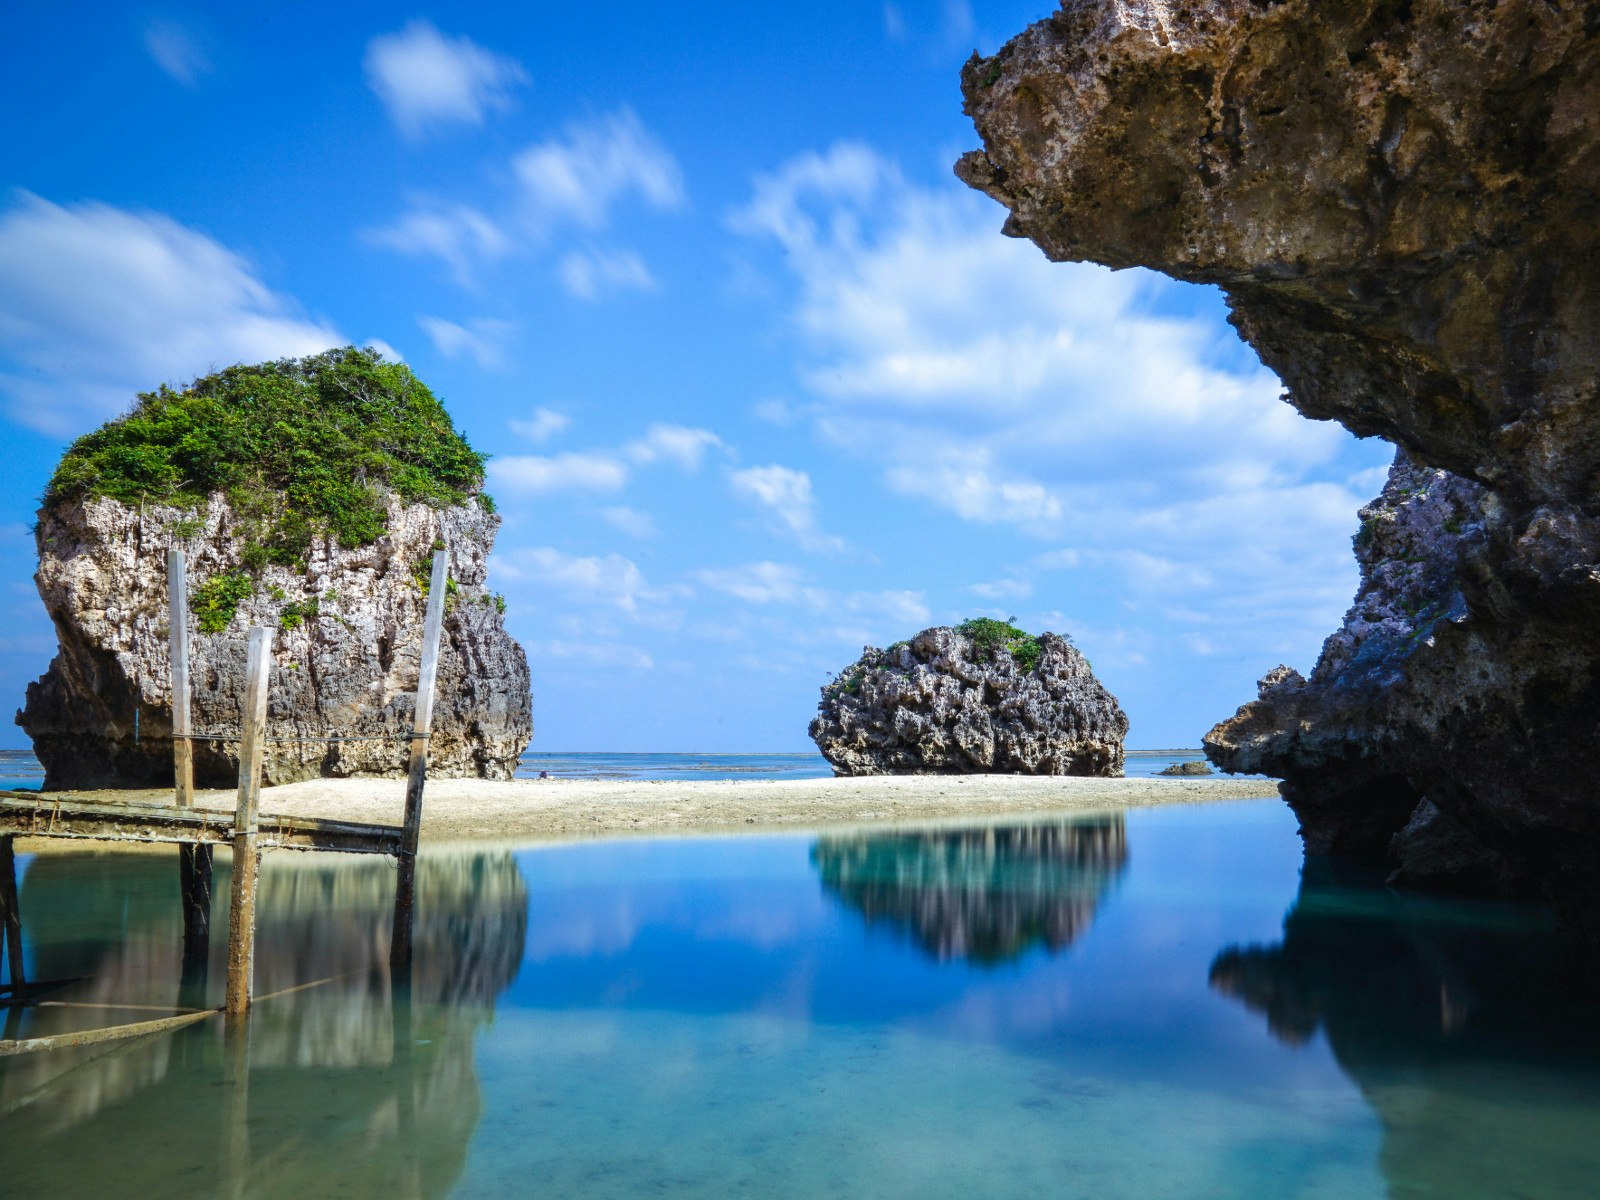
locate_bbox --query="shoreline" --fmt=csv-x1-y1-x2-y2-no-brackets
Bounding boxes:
12,774,1283,852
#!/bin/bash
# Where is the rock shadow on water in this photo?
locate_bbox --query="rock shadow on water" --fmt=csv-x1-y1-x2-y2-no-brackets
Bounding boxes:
1210,858,1600,1199
0,847,529,1199
811,816,1127,966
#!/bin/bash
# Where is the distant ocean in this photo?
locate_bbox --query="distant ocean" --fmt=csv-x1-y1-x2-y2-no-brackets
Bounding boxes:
0,747,1226,789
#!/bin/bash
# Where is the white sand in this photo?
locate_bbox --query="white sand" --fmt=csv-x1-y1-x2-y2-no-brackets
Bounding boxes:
246,773,1282,844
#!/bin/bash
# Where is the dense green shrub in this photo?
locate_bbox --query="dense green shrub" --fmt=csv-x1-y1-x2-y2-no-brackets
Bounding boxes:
47,347,489,566
957,616,1046,674
191,570,254,635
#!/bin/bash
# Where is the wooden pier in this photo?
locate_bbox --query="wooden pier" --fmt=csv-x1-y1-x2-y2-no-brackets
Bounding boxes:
0,548,451,1050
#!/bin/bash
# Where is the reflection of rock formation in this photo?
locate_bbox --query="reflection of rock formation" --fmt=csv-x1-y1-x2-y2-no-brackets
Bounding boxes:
813,818,1126,964
0,848,526,1198
1212,861,1600,1196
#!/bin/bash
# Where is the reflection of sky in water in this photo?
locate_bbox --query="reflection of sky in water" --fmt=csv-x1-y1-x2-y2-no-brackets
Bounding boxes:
3,800,1598,1198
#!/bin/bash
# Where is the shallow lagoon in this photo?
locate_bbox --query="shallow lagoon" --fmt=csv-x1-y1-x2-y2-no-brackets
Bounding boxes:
2,799,1597,1198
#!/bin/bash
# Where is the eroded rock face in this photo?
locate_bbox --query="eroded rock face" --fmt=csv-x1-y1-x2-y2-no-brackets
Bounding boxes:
18,494,531,788
809,627,1127,776
957,1,1600,938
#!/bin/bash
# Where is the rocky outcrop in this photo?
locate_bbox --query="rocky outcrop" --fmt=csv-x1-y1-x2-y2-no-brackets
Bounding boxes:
1158,761,1213,777
809,626,1127,776
957,1,1600,936
18,493,531,788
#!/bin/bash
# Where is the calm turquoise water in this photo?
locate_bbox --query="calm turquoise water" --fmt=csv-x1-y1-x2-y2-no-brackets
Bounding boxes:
0,747,1230,788
3,800,1595,1197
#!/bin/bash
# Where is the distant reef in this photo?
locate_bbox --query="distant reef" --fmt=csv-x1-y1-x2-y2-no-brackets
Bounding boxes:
957,2,1600,939
17,347,532,789
810,620,1127,776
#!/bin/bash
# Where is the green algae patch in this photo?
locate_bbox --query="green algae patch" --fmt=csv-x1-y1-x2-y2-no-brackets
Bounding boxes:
46,346,489,567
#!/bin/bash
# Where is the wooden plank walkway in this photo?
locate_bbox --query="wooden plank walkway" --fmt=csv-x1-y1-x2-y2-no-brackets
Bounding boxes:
0,547,452,1047
0,792,401,857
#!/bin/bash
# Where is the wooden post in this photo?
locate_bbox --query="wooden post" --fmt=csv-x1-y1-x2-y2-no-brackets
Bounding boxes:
169,549,213,969
390,549,448,973
0,837,23,993
225,626,273,1020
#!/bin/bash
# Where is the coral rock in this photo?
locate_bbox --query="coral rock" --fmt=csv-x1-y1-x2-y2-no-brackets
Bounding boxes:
809,626,1127,776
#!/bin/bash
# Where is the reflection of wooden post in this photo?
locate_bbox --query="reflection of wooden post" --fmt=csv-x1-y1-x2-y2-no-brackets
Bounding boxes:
390,549,448,973
0,837,23,992
225,626,273,1020
169,549,213,972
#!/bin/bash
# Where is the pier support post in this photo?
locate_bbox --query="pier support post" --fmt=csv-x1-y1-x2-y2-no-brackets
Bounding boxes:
390,549,448,975
225,626,273,1021
0,836,23,993
169,549,213,976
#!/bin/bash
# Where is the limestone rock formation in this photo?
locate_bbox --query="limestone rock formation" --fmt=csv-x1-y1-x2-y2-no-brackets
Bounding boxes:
20,493,530,788
809,625,1127,776
957,1,1600,936
16,349,531,788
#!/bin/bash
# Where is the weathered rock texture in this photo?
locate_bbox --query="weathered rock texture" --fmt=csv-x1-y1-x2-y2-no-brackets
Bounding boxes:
18,494,531,788
957,1,1600,938
809,627,1127,776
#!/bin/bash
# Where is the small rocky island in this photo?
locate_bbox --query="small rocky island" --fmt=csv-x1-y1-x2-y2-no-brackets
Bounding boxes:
17,347,532,789
810,620,1127,776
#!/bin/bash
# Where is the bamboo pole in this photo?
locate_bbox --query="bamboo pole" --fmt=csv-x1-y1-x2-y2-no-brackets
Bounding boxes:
0,1008,218,1057
225,626,273,1020
390,549,448,972
169,549,213,970
0,837,23,992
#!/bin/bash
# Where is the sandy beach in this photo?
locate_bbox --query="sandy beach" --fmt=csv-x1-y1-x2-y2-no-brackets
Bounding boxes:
12,774,1282,851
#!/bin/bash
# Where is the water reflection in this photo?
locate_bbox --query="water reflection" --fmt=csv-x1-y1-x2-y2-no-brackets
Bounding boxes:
1211,858,1600,1199
812,817,1127,965
0,848,527,1199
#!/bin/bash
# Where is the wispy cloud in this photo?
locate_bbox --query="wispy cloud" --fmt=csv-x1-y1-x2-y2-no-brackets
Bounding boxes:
558,248,657,300
489,453,628,496
509,407,570,443
363,200,511,287
600,506,656,538
728,464,845,553
364,21,528,138
417,315,515,368
144,20,210,85
0,193,340,436
625,424,724,471
513,110,684,230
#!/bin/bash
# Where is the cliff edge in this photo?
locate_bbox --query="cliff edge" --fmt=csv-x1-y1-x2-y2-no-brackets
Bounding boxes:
956,1,1600,937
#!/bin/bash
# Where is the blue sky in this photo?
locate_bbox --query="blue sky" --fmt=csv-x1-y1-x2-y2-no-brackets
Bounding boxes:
0,1,1392,752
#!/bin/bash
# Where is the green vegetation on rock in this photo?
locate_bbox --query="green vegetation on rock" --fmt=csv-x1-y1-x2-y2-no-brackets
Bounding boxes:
191,570,253,635
47,347,489,567
957,616,1046,674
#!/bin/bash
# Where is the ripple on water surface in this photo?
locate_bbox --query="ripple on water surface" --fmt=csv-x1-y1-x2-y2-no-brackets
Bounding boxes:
0,799,1596,1198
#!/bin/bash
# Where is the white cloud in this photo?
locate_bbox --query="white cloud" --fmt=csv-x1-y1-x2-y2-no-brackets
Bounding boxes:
493,547,654,612
368,109,682,286
509,407,570,443
364,338,403,363
144,20,210,85
0,193,341,435
538,639,654,669
883,4,908,40
695,561,928,627
733,143,1391,660
364,21,528,138
489,452,627,496
600,506,656,538
624,424,724,471
968,578,1033,601
558,248,657,301
696,561,805,604
728,464,844,552
513,110,684,230
417,315,514,368
363,200,510,287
